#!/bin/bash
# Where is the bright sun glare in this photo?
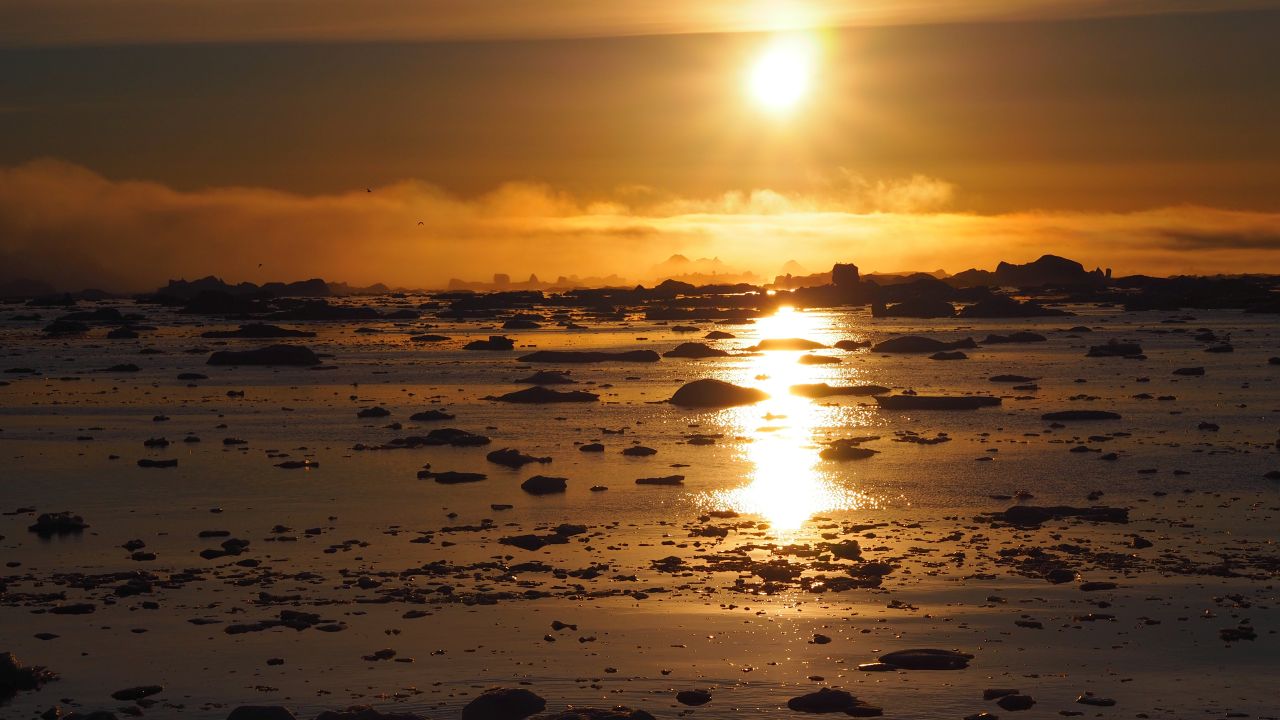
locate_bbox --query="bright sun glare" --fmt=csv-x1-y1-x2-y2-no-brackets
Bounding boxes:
699,306,879,533
747,35,816,113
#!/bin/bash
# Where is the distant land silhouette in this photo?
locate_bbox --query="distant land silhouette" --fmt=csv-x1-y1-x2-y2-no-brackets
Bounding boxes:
6,254,1277,318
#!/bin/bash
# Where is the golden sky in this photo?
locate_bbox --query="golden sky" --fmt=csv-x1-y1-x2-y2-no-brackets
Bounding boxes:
2,1,1274,45
1,3,1278,289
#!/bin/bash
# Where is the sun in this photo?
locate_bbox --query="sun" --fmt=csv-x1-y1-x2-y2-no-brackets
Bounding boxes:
747,35,817,113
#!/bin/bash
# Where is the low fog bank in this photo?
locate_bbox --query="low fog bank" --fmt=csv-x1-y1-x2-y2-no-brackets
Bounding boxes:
3,159,1279,294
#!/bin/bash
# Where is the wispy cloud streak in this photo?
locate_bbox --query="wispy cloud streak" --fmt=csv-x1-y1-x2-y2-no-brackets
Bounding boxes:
2,0,1273,46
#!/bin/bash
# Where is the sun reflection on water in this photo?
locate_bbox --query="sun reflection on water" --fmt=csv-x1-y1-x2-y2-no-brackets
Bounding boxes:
700,307,879,534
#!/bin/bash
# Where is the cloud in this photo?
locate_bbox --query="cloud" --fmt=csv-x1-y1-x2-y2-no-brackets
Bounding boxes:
1156,229,1280,251
1,158,1279,292
1,0,1271,46
640,173,955,216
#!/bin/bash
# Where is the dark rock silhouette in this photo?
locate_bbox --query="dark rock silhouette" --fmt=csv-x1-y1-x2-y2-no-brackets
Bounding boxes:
409,409,455,421
439,290,545,316
503,318,541,329
42,319,89,335
517,350,660,363
1245,298,1280,313
161,276,330,299
1118,275,1276,311
644,307,762,321
1086,341,1143,358
275,460,318,469
58,307,129,323
314,707,427,720
876,395,1000,410
532,708,655,719
986,505,1129,526
982,331,1047,343
111,685,164,701
28,511,88,537
652,278,696,297
201,323,316,339
997,694,1037,711
785,687,882,715
515,371,576,384
951,255,1106,289
226,707,298,720
487,448,552,468
791,383,890,398
662,342,730,358
465,335,516,351
178,290,264,315
675,689,711,706
746,338,826,351
1041,410,1122,421
832,263,860,288
781,263,875,306
787,688,858,712
377,428,490,448
875,275,957,303
24,292,76,307
418,470,487,484
668,379,767,407
520,476,567,495
207,345,321,366
871,336,977,353
636,475,684,486
0,652,57,699
273,300,413,321
0,278,57,299
878,648,973,670
137,458,179,468
819,440,879,461
486,387,599,403
798,353,841,364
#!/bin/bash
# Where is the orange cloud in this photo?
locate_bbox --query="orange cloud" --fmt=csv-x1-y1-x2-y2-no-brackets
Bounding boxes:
1,158,1278,292
1,0,1268,46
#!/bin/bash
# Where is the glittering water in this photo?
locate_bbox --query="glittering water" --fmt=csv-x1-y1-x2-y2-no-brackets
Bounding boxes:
1,298,1278,718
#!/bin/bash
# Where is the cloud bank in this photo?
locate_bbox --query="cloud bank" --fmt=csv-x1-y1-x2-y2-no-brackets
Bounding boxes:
2,0,1272,46
1,159,1278,292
